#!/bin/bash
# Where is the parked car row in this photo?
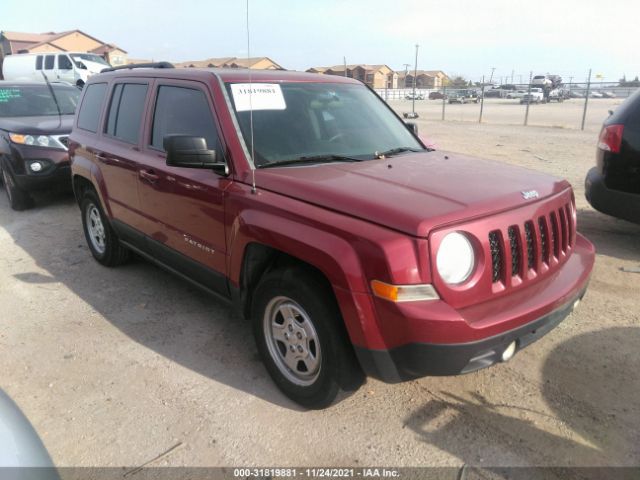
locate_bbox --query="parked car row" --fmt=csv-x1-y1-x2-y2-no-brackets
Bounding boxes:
0,64,603,410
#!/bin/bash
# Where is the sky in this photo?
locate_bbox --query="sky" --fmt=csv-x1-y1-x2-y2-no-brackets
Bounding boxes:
2,0,638,83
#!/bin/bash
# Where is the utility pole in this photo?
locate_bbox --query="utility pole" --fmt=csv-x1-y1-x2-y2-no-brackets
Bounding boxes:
403,63,411,88
343,56,347,77
511,69,514,84
524,71,533,126
568,76,573,92
479,75,486,123
412,44,419,115
489,67,496,84
582,69,592,131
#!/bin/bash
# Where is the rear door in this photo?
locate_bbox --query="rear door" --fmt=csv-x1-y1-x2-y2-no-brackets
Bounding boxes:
42,54,55,82
136,79,232,294
97,79,150,236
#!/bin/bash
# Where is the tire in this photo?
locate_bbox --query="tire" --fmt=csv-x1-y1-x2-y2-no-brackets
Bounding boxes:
252,267,364,409
1,166,33,211
80,189,129,266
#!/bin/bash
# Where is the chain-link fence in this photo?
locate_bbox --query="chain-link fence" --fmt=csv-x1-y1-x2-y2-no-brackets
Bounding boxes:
375,81,639,132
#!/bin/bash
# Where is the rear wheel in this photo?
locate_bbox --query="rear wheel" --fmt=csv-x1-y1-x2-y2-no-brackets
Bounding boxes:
1,167,33,211
80,189,129,266
252,267,364,409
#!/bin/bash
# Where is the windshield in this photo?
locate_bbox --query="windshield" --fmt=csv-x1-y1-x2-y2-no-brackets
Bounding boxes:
0,85,81,117
225,82,424,167
71,54,110,67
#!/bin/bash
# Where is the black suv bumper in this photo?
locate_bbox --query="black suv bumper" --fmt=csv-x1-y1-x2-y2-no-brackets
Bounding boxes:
585,167,640,224
3,147,71,192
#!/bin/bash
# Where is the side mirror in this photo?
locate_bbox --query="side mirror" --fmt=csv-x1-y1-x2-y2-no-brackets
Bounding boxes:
405,122,418,134
164,135,228,175
78,62,87,70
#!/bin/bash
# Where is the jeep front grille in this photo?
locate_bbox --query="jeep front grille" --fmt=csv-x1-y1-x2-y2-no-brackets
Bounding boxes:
487,202,574,284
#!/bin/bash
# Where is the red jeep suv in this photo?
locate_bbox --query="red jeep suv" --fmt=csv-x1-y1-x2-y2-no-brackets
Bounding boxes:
68,64,595,408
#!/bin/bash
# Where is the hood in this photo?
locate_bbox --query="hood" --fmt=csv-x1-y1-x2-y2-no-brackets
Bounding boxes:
0,116,74,135
81,60,109,74
254,150,570,237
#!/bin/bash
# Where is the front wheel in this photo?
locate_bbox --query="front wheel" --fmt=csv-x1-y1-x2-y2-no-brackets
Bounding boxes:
252,267,364,409
2,167,33,211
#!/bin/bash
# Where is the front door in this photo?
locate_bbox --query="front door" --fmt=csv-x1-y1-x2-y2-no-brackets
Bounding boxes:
137,80,231,294
97,80,150,234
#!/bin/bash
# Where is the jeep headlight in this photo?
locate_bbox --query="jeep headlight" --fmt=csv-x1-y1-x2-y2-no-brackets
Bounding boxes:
436,232,475,284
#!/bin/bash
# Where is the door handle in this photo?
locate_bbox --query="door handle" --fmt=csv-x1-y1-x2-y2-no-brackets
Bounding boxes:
95,152,107,162
139,169,159,184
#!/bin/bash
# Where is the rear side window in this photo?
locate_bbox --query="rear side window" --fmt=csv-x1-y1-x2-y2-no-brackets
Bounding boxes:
151,85,220,151
77,83,108,132
44,55,54,70
626,94,640,128
58,55,72,70
35,56,43,70
610,89,640,127
105,83,148,144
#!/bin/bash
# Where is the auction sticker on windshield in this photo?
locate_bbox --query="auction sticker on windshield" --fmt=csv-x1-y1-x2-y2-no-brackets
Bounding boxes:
0,88,22,103
231,83,286,112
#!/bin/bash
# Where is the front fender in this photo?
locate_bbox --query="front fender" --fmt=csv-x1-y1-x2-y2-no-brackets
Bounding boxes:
227,208,389,348
229,208,367,293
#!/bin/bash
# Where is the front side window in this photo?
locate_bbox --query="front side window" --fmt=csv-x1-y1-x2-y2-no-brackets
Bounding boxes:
151,85,220,152
44,55,54,70
58,55,72,70
104,83,148,144
77,83,107,132
225,82,423,167
35,56,43,70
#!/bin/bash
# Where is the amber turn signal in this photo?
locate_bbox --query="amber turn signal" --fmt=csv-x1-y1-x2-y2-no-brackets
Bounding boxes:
371,280,439,302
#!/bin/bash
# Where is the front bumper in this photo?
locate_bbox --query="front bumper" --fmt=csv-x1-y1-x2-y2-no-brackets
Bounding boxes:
4,145,71,192
355,286,586,382
585,167,640,224
352,233,595,383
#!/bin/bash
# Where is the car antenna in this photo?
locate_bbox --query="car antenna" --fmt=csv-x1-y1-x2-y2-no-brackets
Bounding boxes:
247,0,257,194
41,71,62,130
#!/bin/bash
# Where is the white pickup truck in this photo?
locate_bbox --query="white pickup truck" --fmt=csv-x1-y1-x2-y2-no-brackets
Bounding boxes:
520,88,545,104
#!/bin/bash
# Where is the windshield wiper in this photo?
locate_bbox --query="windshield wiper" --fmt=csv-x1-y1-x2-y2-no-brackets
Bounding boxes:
258,154,364,169
375,147,423,158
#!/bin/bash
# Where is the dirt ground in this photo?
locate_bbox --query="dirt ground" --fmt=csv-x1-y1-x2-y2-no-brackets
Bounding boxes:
0,98,639,472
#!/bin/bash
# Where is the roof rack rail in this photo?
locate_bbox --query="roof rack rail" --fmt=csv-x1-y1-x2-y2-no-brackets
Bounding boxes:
100,61,175,73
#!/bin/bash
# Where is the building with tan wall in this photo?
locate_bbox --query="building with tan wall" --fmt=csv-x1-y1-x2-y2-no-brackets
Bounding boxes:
307,64,398,89
175,57,284,70
398,70,450,89
0,29,128,76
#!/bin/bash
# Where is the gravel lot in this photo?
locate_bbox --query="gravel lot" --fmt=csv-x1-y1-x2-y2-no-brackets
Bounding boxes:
0,98,639,471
